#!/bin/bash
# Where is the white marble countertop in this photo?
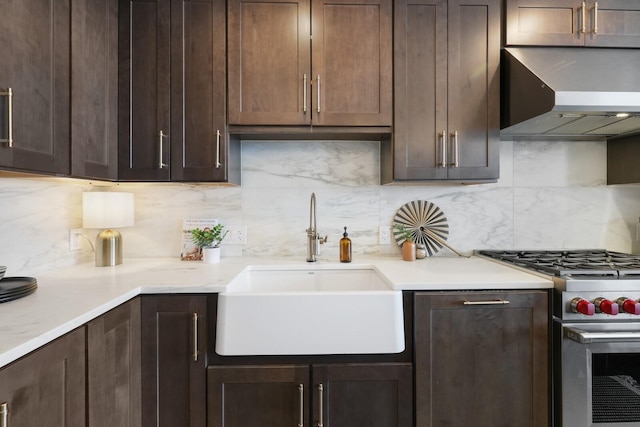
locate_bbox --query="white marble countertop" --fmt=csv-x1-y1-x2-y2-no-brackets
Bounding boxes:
0,255,552,368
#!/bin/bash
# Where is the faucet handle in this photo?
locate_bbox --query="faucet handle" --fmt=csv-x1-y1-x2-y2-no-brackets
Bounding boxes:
320,235,328,244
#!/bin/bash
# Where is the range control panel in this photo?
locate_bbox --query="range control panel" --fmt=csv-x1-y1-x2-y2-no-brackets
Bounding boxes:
561,292,640,321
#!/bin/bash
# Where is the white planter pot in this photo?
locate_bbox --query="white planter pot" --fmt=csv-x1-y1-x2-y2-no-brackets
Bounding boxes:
202,247,221,264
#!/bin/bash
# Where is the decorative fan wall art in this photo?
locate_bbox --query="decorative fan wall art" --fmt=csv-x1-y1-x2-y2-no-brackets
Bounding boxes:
392,200,449,257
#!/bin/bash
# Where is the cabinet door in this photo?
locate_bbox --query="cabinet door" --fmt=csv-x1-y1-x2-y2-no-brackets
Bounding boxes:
141,295,207,427
414,291,550,427
71,0,118,180
506,0,640,47
208,365,309,427
393,0,448,180
312,0,392,126
170,0,228,182
505,0,584,46
312,363,413,427
445,0,500,180
0,0,70,175
118,0,171,181
227,0,311,125
585,0,640,47
88,298,142,427
0,328,85,427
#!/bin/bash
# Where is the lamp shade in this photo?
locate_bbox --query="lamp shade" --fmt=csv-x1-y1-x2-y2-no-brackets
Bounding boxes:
83,192,134,229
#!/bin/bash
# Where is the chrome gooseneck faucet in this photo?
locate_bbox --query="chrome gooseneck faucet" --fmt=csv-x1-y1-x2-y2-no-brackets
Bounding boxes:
306,192,327,262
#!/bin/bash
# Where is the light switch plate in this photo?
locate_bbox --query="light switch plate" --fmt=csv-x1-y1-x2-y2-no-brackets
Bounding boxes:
69,229,83,251
225,225,248,245
379,226,391,245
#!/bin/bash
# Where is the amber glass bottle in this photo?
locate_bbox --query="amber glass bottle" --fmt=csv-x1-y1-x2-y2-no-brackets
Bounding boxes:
340,226,352,263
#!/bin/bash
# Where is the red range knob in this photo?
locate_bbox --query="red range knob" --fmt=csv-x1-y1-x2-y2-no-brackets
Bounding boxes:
594,298,619,315
571,298,595,316
617,298,640,315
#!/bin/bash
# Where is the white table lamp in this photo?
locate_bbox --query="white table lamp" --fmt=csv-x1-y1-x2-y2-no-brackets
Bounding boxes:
83,191,135,266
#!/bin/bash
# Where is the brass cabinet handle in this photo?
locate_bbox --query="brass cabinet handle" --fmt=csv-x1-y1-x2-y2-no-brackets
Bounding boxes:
580,1,586,34
317,384,324,427
440,130,447,168
316,75,321,113
215,130,222,168
298,384,304,427
452,130,459,168
463,299,510,306
158,130,168,169
192,312,199,361
0,88,13,148
303,74,307,114
0,402,8,427
593,2,598,34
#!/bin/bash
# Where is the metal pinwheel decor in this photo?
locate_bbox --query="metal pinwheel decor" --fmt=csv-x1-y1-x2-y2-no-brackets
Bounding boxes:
392,200,449,257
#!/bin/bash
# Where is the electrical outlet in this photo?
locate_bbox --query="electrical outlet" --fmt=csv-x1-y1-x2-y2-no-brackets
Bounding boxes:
69,228,83,251
379,226,391,245
225,225,248,245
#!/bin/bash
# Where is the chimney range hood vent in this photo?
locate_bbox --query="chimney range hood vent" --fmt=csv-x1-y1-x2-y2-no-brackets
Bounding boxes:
501,47,640,140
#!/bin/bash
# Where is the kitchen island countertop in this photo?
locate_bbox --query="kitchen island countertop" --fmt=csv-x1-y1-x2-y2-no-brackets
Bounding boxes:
0,255,552,368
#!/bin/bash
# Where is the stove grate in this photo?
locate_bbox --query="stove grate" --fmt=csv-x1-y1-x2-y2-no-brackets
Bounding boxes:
478,250,640,279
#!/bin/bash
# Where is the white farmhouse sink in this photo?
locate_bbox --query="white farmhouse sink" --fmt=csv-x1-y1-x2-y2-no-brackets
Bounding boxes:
215,265,405,356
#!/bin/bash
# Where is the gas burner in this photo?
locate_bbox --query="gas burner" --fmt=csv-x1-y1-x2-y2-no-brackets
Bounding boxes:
477,249,640,279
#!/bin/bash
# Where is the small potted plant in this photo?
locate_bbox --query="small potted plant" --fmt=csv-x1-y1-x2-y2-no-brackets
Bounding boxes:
393,223,416,261
191,224,229,264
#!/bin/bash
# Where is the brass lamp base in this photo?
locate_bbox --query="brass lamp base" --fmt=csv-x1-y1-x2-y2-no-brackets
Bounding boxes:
95,229,123,267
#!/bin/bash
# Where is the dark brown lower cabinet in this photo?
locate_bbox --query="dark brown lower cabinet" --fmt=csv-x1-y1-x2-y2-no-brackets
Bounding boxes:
208,363,413,427
0,327,85,427
312,363,413,427
141,295,208,427
414,291,550,427
88,298,142,427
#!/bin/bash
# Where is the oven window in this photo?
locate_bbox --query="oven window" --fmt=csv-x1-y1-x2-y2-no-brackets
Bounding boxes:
592,353,640,423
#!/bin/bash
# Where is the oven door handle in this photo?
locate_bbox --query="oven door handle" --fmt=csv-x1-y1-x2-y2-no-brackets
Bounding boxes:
564,326,640,344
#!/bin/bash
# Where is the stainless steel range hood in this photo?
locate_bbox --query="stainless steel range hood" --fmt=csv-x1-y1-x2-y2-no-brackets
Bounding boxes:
501,47,640,140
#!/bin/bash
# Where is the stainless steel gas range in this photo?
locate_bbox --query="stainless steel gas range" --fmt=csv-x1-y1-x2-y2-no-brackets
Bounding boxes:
478,250,640,427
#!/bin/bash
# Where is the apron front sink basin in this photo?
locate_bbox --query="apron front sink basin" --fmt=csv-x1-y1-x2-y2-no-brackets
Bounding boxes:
215,265,405,356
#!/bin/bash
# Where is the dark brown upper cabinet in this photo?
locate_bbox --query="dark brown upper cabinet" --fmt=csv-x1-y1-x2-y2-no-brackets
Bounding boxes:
119,0,238,183
506,0,640,47
0,0,70,175
227,0,392,127
71,0,119,180
388,0,500,182
118,0,171,181
607,133,640,185
170,0,236,182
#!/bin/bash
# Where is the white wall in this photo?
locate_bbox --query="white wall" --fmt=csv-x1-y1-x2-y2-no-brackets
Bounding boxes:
2,139,640,276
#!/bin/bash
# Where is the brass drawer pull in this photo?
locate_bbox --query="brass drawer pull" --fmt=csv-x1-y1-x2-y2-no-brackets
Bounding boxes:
1,402,8,427
192,312,199,361
0,88,13,148
298,384,304,427
158,130,168,169
317,384,324,427
215,130,222,168
440,130,447,168
303,74,308,114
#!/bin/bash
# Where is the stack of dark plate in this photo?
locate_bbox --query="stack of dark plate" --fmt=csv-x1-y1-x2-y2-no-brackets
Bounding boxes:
0,266,37,303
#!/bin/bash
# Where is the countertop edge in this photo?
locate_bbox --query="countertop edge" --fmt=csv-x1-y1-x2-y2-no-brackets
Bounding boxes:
0,256,553,368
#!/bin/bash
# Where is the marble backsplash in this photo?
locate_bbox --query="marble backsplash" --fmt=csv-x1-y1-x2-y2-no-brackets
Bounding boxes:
2,139,640,276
